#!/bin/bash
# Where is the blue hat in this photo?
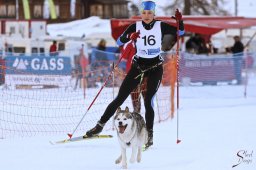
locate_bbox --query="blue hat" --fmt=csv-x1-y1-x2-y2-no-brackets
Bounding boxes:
141,1,156,12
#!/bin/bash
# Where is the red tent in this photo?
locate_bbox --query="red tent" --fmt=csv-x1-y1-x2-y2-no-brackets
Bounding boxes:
111,16,256,40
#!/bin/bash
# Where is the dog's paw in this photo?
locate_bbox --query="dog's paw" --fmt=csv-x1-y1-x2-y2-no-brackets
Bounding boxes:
115,155,122,164
130,157,135,163
121,164,127,169
137,156,141,163
115,159,121,164
137,150,142,163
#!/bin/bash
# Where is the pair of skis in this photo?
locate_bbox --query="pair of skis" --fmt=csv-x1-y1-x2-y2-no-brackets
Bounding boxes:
50,134,152,151
50,134,113,145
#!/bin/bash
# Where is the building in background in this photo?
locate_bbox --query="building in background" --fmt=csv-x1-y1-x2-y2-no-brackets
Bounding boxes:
0,0,129,23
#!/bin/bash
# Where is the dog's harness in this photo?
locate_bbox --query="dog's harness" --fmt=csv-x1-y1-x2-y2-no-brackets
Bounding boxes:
117,129,136,146
135,61,163,84
125,129,136,146
122,113,137,146
133,60,163,106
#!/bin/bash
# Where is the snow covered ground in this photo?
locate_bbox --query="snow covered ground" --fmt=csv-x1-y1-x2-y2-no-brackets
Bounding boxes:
0,74,256,170
1,1,255,169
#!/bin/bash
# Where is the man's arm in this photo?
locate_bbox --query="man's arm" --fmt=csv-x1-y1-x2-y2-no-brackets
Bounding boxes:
161,21,185,51
116,23,136,46
161,21,185,37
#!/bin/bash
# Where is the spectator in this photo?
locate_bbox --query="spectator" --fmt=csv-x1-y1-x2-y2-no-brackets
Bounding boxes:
93,39,108,82
0,57,5,85
231,36,244,54
230,36,244,85
186,34,209,54
80,45,89,91
74,45,89,90
74,54,82,90
186,36,197,53
49,40,58,56
96,39,108,66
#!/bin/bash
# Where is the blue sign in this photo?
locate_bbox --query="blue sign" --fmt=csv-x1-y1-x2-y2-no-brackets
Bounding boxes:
5,56,71,75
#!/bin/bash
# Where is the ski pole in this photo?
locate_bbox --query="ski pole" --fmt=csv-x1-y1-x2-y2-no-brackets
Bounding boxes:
173,9,181,144
68,41,134,139
112,62,116,130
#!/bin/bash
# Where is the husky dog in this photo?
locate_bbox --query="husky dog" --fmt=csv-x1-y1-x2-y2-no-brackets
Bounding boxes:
114,106,148,169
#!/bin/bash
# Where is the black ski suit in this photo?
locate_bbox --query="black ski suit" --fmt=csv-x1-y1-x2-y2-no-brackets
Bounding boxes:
100,19,184,130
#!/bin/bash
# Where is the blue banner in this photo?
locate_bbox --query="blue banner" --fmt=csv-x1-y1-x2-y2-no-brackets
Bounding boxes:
5,56,71,75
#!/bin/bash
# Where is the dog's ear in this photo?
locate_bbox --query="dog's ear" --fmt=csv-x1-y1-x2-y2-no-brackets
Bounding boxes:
127,112,133,119
125,106,129,112
116,107,121,113
114,113,118,120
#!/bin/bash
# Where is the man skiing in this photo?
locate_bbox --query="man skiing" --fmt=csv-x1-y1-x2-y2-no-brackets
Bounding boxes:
85,0,185,149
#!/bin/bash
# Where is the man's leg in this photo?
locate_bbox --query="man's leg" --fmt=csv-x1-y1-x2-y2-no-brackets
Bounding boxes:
86,65,141,136
131,87,141,113
144,66,163,147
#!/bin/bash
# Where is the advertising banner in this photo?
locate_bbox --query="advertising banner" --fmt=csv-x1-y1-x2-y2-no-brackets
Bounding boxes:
179,55,239,84
5,56,72,88
5,56,71,75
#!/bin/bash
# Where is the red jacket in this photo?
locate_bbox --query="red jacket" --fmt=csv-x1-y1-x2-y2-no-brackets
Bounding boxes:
80,54,88,69
121,42,136,73
50,44,57,53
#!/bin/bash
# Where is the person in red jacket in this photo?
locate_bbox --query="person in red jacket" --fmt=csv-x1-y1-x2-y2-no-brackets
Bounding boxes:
49,40,58,56
80,45,88,91
74,45,88,91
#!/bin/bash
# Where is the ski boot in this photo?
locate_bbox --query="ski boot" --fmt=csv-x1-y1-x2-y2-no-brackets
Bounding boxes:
145,129,153,149
85,121,105,137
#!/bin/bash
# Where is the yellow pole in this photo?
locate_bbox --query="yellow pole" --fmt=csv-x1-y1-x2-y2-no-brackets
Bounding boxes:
48,0,57,19
22,0,30,19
